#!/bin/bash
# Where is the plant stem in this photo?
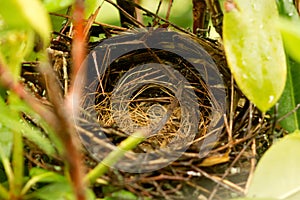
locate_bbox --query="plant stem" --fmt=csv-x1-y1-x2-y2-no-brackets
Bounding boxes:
84,130,145,185
12,130,23,197
21,172,53,196
0,184,9,200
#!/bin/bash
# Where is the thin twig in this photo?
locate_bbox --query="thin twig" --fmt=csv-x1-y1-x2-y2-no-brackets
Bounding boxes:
277,103,300,123
165,0,173,21
245,139,256,192
105,0,145,28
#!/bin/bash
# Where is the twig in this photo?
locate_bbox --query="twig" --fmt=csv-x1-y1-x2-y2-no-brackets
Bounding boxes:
49,12,128,32
165,0,173,21
0,62,57,131
277,103,300,123
105,0,144,28
191,166,244,196
245,139,256,192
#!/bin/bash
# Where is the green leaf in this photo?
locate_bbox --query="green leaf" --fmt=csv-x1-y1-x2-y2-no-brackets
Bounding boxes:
275,1,300,133
247,130,300,200
223,0,287,112
25,181,95,200
277,19,300,63
0,96,56,156
0,30,35,79
104,189,138,200
21,168,67,196
29,168,65,183
49,8,69,32
25,181,74,200
85,0,101,18
277,58,300,132
0,98,14,160
0,0,51,44
276,0,299,21
0,86,7,101
0,128,13,161
42,0,74,12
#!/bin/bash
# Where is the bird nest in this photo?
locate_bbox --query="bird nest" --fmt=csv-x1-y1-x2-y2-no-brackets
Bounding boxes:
22,27,280,200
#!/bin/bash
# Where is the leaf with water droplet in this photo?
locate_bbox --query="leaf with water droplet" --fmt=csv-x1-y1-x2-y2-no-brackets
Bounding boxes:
223,0,287,112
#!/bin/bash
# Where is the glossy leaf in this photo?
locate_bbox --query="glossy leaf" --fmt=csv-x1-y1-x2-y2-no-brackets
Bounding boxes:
247,130,300,199
223,0,287,112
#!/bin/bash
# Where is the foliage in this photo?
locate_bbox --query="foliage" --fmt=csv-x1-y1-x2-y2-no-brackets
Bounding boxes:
229,0,300,199
223,0,287,112
0,0,145,199
0,0,300,199
276,0,300,133
247,130,300,199
232,131,300,200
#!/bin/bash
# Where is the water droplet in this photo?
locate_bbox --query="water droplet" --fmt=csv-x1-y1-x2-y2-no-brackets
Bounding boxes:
269,95,274,103
242,74,248,79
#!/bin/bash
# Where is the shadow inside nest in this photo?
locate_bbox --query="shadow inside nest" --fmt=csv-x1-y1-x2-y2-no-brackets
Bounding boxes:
21,28,281,200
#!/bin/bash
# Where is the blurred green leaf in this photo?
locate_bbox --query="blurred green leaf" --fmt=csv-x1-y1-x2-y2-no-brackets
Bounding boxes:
247,130,300,200
42,0,74,12
85,0,101,18
0,96,56,156
21,168,67,196
0,0,51,44
223,0,287,112
103,190,137,200
0,98,14,160
49,8,69,32
25,181,74,200
0,87,6,101
277,19,300,63
29,168,65,183
26,181,95,200
0,128,13,161
0,30,34,79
